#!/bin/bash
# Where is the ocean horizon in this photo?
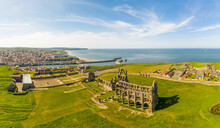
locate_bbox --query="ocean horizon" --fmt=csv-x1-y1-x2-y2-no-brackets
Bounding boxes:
67,48,220,66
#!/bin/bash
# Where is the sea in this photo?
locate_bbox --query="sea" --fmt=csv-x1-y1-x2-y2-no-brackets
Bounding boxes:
66,49,220,66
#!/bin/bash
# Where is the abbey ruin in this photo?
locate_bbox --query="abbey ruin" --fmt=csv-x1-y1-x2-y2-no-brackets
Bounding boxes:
97,68,158,113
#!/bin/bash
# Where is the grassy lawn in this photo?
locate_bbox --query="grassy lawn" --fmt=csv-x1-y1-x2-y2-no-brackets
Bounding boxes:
1,63,220,127
121,63,168,73
21,86,94,127
140,64,172,73
57,76,70,81
98,73,117,81
86,82,104,93
69,74,83,78
0,65,35,128
34,109,122,128
187,62,220,70
96,73,220,128
63,80,76,84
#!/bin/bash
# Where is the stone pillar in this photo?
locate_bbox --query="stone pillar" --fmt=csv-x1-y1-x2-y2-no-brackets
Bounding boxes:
117,97,119,102
134,92,137,108
121,92,124,104
128,90,130,106
114,75,117,83
99,98,101,103
112,95,114,100
115,88,118,95
141,93,144,110
148,103,153,113
148,93,155,113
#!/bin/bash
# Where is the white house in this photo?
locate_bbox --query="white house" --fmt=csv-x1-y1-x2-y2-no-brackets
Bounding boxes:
22,74,34,91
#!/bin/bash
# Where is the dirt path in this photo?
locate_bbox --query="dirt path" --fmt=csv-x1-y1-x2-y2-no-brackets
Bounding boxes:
91,97,108,109
80,82,108,109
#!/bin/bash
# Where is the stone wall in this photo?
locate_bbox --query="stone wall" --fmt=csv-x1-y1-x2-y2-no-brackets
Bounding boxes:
115,80,158,113
139,73,150,77
97,78,114,91
98,68,158,113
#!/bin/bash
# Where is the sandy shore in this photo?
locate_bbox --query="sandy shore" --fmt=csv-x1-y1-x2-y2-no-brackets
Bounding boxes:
78,58,94,62
78,57,118,63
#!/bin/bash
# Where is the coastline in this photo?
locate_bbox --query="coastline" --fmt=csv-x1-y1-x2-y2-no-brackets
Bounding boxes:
66,50,121,64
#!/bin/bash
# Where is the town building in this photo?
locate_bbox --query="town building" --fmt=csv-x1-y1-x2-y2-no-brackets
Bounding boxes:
22,74,34,91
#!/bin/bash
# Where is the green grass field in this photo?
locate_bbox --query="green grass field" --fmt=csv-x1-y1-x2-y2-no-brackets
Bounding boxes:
1,63,220,128
0,65,35,128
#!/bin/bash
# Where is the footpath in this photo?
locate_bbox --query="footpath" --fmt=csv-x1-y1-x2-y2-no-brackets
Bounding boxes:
128,73,220,86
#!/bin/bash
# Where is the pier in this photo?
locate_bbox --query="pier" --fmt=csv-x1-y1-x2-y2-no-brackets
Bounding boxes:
80,57,122,64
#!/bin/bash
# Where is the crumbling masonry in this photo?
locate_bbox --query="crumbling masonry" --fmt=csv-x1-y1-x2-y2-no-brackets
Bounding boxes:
97,68,158,113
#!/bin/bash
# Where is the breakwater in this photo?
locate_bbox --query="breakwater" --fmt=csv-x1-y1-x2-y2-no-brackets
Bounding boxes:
7,57,121,67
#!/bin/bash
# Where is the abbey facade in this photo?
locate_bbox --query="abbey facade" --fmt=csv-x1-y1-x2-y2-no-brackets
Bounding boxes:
97,68,158,113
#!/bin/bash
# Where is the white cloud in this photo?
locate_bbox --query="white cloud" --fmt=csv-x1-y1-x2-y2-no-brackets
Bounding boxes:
175,16,194,28
0,4,195,48
113,5,194,37
194,24,220,32
56,11,194,37
0,31,150,48
0,23,30,26
2,30,220,48
0,23,33,38
56,15,135,29
113,4,137,16
128,13,194,37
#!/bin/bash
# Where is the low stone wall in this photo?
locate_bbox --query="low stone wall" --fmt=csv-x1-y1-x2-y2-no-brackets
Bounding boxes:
32,72,78,79
139,73,150,77
68,72,78,75
97,78,114,91
32,75,66,79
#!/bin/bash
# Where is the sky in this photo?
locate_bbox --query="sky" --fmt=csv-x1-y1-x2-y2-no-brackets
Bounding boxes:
1,0,220,48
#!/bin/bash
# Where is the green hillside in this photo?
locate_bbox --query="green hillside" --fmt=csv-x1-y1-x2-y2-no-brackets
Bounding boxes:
1,63,220,128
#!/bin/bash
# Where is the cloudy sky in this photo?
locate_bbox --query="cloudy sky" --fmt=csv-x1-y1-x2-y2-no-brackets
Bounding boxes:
1,0,220,48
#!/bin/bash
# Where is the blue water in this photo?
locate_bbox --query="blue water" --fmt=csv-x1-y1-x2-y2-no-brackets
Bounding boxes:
66,49,220,66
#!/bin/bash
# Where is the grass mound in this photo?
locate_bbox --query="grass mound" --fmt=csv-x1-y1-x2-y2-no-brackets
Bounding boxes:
210,103,220,115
